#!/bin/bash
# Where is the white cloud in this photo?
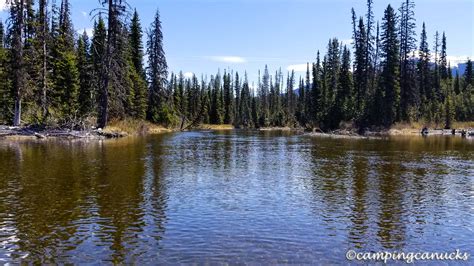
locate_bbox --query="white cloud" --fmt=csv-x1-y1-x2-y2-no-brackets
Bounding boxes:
287,63,310,72
208,56,247,64
412,50,472,67
77,28,94,37
0,2,9,11
446,55,472,67
184,72,194,78
341,39,353,46
81,11,88,17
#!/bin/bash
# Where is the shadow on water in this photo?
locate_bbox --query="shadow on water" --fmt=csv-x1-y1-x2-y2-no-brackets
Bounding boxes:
0,133,472,263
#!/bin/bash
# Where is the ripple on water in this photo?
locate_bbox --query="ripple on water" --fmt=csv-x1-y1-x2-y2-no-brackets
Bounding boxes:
0,133,472,263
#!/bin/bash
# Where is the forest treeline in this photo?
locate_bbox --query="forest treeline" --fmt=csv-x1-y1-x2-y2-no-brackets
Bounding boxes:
0,0,473,131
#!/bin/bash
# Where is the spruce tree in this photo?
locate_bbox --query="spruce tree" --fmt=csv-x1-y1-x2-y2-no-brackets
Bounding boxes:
259,65,270,126
312,52,322,124
337,46,354,122
91,17,107,116
9,0,28,126
77,31,94,118
147,9,172,125
439,32,448,80
51,0,79,125
378,4,400,126
464,59,473,88
128,10,147,119
234,72,241,126
0,21,11,123
223,71,234,124
418,23,431,100
353,17,368,115
399,0,418,121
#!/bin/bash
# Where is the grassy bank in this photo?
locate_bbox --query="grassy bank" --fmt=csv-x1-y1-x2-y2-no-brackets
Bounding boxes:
192,124,235,130
103,119,174,136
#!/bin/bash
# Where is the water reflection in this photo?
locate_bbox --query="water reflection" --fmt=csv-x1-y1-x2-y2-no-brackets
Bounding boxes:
0,133,473,263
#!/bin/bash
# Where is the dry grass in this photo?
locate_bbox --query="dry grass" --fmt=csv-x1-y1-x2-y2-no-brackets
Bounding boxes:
452,121,474,129
104,119,173,136
195,124,235,130
388,121,474,136
259,127,297,131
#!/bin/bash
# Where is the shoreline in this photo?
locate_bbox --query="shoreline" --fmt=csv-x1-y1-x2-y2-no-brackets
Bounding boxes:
1,124,473,141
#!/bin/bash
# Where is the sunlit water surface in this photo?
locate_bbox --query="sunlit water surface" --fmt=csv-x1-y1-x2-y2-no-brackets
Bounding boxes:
0,131,473,263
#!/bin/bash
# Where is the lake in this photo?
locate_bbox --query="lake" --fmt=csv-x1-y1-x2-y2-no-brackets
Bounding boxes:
0,131,473,264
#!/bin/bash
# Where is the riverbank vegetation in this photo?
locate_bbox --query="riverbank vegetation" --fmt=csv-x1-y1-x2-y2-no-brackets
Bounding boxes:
0,0,473,134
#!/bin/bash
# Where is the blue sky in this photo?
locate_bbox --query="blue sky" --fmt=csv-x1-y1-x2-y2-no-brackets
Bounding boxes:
1,0,473,83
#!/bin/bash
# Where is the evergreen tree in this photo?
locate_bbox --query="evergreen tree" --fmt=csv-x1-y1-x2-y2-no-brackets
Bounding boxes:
128,10,147,119
77,31,94,118
147,9,173,125
286,70,296,126
0,21,12,123
418,23,431,100
8,0,27,126
337,46,354,122
97,0,129,128
234,72,241,125
129,9,145,78
91,16,107,116
239,73,252,127
464,59,473,88
439,32,448,80
399,0,418,121
433,31,441,101
353,16,368,115
223,70,234,124
311,52,322,124
50,0,79,125
377,4,400,126
259,65,270,126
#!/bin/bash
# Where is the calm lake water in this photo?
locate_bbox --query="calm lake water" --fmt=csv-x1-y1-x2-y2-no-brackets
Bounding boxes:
0,131,473,264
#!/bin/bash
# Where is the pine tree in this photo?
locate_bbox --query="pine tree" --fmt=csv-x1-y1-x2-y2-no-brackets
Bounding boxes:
147,9,173,125
240,73,252,127
234,72,241,126
418,23,431,101
259,65,270,126
337,46,354,121
304,62,312,125
353,16,368,115
322,38,340,126
439,32,448,80
312,52,322,124
97,0,129,128
77,31,94,118
36,0,49,120
378,4,400,126
91,16,107,116
286,70,296,126
50,0,79,125
365,0,375,93
399,0,418,121
0,21,11,123
129,10,145,78
9,0,27,126
128,10,147,119
433,31,441,101
223,70,234,124
464,59,473,88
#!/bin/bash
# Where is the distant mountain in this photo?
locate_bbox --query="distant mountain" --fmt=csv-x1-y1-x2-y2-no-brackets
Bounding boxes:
452,63,467,76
